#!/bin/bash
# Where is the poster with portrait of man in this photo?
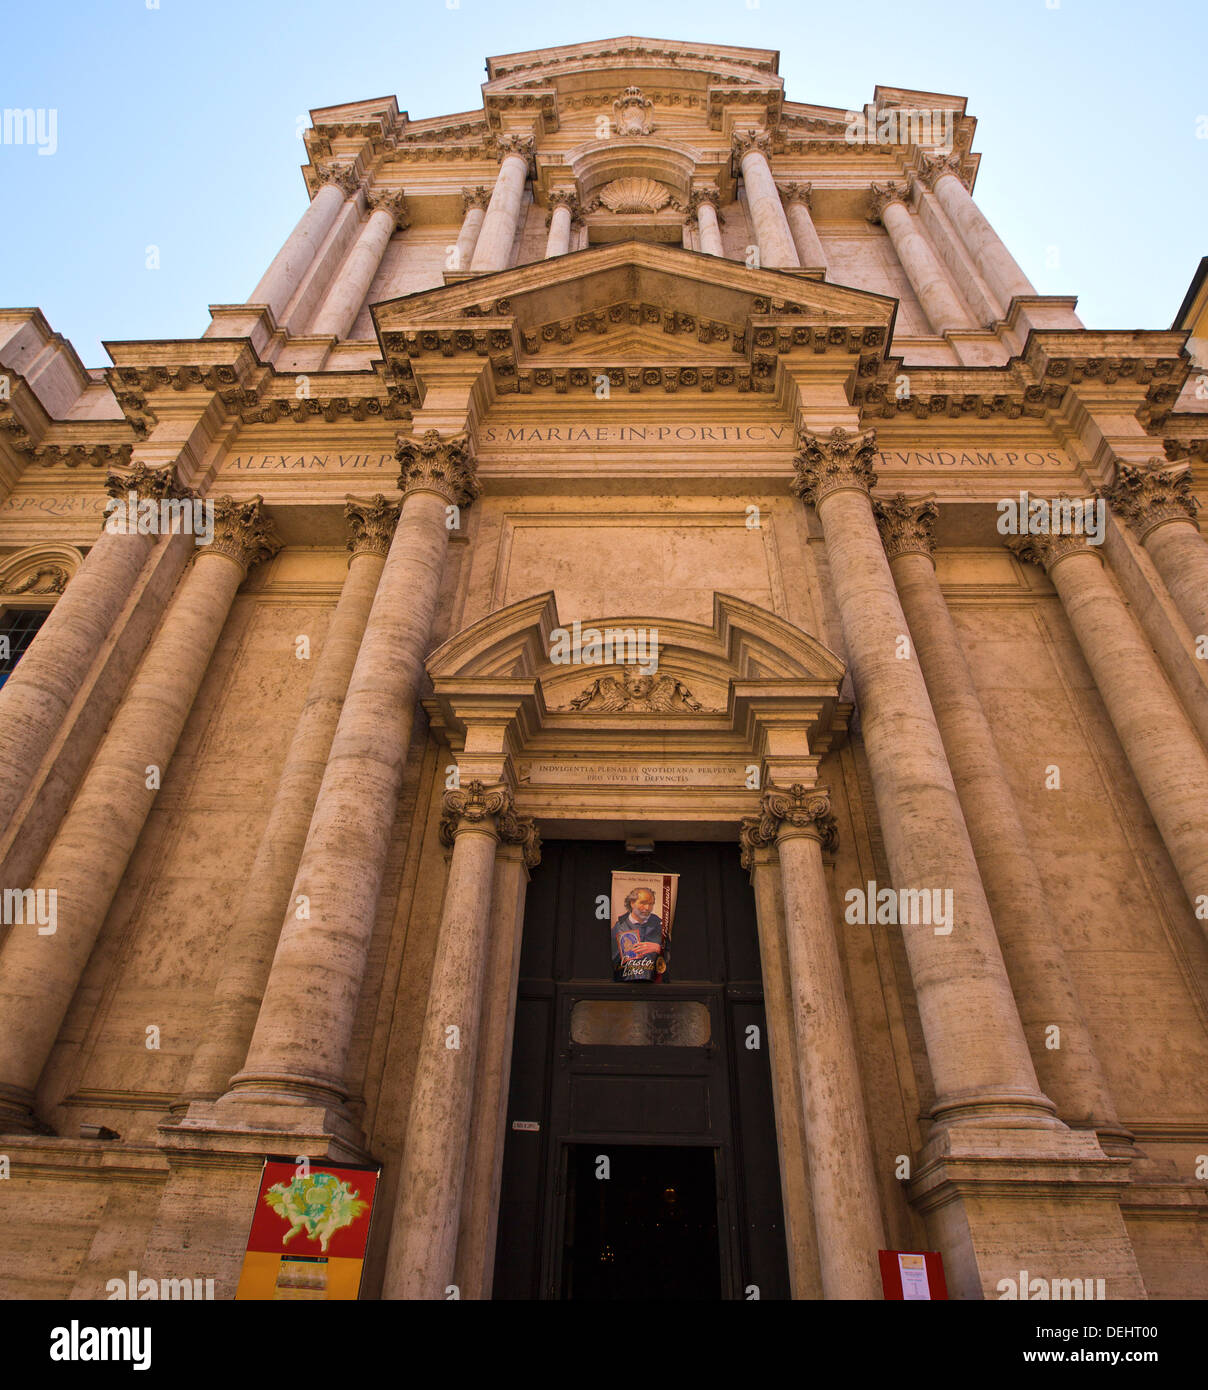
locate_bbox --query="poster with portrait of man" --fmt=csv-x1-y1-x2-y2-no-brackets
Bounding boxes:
609,871,679,982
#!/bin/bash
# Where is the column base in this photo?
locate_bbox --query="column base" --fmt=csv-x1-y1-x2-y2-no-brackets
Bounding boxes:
177,1091,366,1154
908,1124,1146,1299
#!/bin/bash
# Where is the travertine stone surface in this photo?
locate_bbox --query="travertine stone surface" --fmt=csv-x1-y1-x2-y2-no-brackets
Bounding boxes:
922,155,1036,306
178,499,395,1105
0,497,280,1131
743,785,884,1299
249,178,349,321
779,183,828,271
733,130,800,269
794,426,1054,1128
1008,531,1208,930
470,141,532,273
878,496,1124,1141
869,183,973,335
228,434,477,1108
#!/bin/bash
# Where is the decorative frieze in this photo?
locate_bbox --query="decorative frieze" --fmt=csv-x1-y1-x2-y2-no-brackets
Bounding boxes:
396,429,480,506
344,494,401,557
33,442,133,470
791,426,879,506
1101,458,1199,539
208,495,282,573
565,669,705,712
874,493,938,560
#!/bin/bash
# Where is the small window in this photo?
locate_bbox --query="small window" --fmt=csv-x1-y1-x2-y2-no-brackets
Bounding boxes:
570,999,711,1047
0,608,51,688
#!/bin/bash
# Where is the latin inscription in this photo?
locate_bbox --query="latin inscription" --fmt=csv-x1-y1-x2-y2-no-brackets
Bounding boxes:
224,453,396,471
523,760,741,786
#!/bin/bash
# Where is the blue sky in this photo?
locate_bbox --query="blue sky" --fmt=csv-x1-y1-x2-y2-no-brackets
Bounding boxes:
3,0,1204,366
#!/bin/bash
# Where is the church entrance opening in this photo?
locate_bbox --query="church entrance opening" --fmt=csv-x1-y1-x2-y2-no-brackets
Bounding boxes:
492,840,790,1300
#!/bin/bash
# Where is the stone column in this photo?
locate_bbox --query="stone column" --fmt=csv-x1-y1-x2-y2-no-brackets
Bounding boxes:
452,187,490,273
875,496,1125,1142
469,137,533,273
779,182,828,271
454,818,541,1300
382,782,518,1299
687,187,725,257
793,428,1057,1132
1007,525,1208,927
732,131,800,269
249,163,358,321
0,497,280,1133
1103,457,1208,648
743,787,883,1299
311,190,409,340
868,182,974,335
225,432,478,1115
0,462,183,841
544,189,580,259
177,496,398,1106
922,154,1036,306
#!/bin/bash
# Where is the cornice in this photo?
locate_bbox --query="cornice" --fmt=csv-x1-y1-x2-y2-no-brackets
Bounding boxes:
853,361,1068,421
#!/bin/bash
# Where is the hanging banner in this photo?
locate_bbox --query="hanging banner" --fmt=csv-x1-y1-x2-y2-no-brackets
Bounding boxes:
235,1159,380,1301
878,1249,948,1300
610,870,679,982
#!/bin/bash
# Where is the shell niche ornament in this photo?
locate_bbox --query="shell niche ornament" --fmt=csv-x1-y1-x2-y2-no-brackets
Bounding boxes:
612,84,654,137
597,177,672,215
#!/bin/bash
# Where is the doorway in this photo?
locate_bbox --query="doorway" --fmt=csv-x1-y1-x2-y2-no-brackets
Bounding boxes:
492,840,790,1300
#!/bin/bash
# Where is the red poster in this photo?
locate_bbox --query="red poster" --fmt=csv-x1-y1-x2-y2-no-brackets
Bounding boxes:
878,1249,948,1300
236,1159,380,1300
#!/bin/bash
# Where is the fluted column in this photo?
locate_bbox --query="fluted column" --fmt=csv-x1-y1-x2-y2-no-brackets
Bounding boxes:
687,187,725,257
0,462,183,841
383,782,524,1299
793,428,1057,1131
177,496,398,1106
249,163,358,321
1103,457,1208,647
779,182,828,271
544,189,580,259
742,787,883,1299
453,818,541,1300
469,137,533,273
451,187,490,272
0,497,281,1132
226,431,479,1112
922,154,1035,306
732,131,800,269
875,496,1125,1142
311,189,409,340
868,182,974,335
1007,525,1208,928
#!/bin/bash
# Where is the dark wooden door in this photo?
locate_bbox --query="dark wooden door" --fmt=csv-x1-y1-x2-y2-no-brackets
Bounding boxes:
493,841,790,1300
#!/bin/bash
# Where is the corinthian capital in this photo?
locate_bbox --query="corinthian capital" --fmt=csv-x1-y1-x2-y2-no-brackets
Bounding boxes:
439,780,513,846
739,785,838,868
546,188,582,226
1102,458,1199,540
874,493,938,561
867,181,911,224
791,427,879,506
368,187,411,230
104,460,191,502
1005,525,1100,574
396,429,480,508
208,496,282,574
314,162,361,197
490,133,536,171
920,153,969,191
732,128,772,161
344,494,400,557
778,180,813,209
462,185,491,214
497,801,542,868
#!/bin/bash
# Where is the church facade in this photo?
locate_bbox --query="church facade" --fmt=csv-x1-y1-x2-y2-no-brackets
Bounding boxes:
0,36,1206,1300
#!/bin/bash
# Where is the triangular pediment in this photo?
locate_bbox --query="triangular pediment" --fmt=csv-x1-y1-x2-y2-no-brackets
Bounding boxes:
374,241,895,335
